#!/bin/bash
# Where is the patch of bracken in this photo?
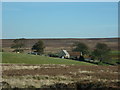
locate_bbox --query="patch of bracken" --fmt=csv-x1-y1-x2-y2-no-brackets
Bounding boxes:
41,81,120,90
0,81,11,89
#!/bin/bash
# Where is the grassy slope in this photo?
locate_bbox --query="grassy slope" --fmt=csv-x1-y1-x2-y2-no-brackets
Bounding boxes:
2,52,93,65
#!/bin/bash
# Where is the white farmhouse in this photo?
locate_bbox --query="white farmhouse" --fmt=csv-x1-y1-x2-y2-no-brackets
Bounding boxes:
59,50,70,59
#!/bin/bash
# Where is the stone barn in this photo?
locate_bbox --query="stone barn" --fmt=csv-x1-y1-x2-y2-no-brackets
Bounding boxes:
68,52,81,60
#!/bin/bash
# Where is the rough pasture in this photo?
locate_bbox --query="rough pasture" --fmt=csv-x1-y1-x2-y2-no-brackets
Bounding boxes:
2,64,119,89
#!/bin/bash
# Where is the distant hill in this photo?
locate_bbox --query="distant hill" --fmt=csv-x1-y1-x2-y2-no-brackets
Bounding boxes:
1,38,119,53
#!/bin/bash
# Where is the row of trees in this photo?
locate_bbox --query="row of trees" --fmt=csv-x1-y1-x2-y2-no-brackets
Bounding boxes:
11,39,45,54
72,42,111,62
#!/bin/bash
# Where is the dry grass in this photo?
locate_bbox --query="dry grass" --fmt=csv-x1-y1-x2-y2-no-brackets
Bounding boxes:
2,64,119,88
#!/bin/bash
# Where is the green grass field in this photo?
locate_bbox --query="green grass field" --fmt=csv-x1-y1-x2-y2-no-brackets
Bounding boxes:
2,52,94,65
102,51,120,65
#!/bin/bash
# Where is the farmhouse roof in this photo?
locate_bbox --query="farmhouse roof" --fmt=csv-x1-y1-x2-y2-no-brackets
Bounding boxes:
62,50,69,55
68,52,80,56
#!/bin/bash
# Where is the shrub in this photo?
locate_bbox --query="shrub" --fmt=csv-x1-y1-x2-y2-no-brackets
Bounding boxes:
48,53,59,57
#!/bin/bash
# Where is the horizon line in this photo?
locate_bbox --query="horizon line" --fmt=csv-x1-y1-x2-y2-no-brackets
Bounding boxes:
2,0,119,2
1,37,119,39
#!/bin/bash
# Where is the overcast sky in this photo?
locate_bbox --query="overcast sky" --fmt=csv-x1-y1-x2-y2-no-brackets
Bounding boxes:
2,2,118,39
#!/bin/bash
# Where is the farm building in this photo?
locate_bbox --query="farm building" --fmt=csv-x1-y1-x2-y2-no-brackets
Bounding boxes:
68,52,81,59
59,50,70,58
59,50,81,59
